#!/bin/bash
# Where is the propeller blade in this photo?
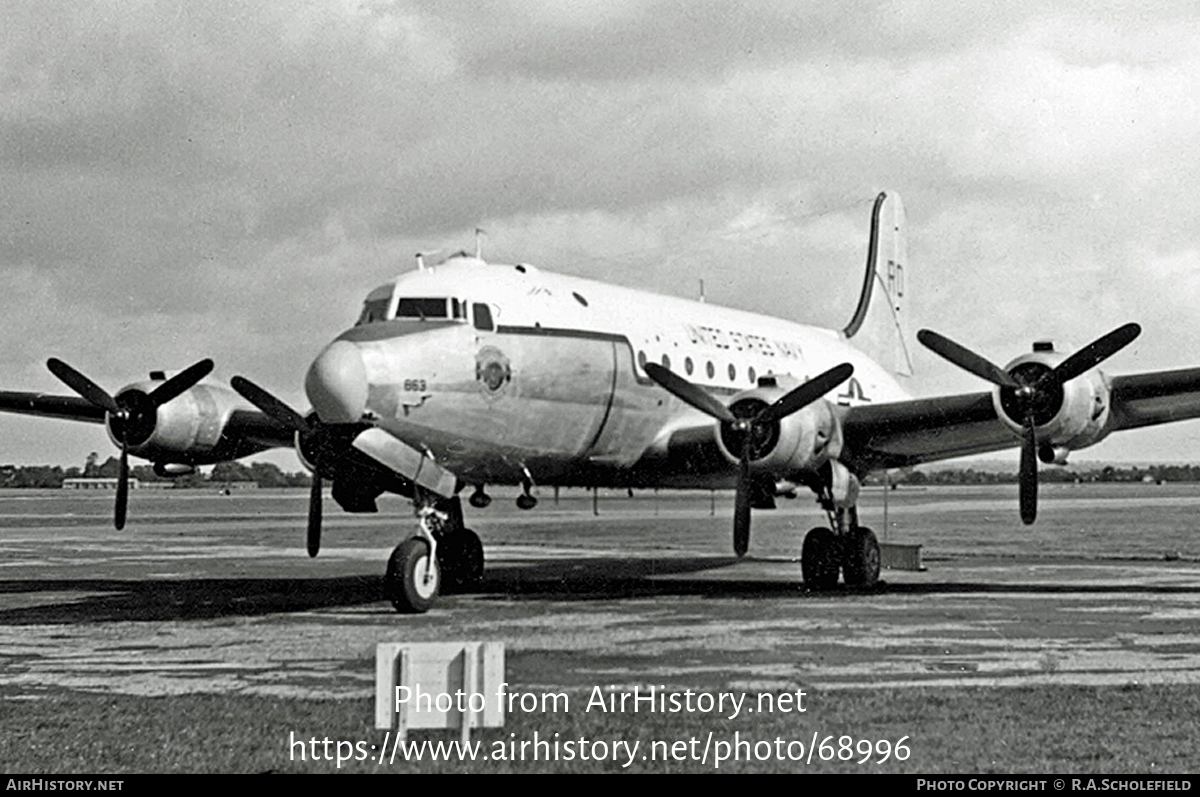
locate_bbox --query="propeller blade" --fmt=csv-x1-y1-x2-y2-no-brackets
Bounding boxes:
230,376,310,432
732,434,752,557
1051,323,1141,384
643,362,736,424
47,358,121,415
307,472,322,558
916,330,1019,389
756,363,854,425
115,443,129,530
148,358,215,407
1019,414,1038,525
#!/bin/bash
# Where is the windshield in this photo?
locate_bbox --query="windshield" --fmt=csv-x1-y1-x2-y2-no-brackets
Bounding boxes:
356,298,391,326
356,295,470,325
396,298,450,319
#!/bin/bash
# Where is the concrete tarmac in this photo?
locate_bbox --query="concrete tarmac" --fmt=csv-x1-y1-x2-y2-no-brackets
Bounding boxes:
3,485,1200,701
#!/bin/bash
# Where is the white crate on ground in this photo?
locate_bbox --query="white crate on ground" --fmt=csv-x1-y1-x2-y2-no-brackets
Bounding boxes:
375,641,506,743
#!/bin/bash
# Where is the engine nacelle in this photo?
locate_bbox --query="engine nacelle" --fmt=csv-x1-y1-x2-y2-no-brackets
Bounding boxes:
107,380,251,465
993,346,1113,453
713,384,842,475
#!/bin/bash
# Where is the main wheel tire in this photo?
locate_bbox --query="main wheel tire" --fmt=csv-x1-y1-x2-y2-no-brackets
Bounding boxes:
384,538,440,613
440,528,485,593
842,526,881,588
801,527,840,590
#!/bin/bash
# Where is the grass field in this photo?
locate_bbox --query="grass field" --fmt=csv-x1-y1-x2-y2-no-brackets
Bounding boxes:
3,684,1196,773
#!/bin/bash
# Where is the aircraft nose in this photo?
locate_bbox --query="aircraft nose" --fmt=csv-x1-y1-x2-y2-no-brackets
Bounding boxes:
305,341,368,424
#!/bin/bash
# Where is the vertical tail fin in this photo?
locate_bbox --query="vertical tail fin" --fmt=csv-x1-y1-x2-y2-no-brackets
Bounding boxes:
843,192,913,377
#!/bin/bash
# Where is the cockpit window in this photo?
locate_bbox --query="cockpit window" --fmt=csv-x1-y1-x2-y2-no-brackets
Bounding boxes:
396,298,450,319
356,298,391,326
473,303,494,331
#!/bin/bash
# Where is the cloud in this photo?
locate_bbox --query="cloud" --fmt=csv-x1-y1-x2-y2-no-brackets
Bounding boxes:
2,1,1200,464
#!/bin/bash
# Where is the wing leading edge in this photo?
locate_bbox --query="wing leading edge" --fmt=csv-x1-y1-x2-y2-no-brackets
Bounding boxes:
0,391,106,424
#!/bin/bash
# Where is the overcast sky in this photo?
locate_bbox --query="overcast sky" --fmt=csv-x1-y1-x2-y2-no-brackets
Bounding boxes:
2,0,1199,467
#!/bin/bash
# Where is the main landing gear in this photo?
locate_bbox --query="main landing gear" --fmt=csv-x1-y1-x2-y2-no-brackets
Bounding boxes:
383,494,484,613
800,504,881,591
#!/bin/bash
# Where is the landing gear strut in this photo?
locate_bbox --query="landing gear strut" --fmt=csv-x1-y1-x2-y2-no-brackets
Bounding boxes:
382,494,485,613
800,465,881,590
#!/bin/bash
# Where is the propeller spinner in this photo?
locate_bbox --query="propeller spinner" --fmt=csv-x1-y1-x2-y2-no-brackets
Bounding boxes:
917,323,1140,524
644,361,853,556
47,357,214,530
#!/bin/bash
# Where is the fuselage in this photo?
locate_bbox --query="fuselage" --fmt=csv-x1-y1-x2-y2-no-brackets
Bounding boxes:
304,254,912,488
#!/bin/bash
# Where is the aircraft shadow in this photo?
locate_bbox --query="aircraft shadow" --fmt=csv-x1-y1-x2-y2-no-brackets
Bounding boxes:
0,576,385,625
0,556,780,622
476,558,1200,601
3,556,1199,623
474,555,807,601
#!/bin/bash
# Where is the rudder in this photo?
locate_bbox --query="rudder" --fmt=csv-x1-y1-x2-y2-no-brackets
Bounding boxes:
843,191,913,378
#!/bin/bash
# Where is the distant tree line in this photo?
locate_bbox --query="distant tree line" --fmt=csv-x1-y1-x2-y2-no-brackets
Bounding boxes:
3,459,1199,490
0,455,312,489
877,464,1200,486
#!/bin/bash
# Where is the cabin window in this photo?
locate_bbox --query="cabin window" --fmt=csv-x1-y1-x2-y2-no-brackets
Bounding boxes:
661,354,671,370
472,303,494,331
396,298,449,320
685,357,694,376
706,361,715,379
728,364,736,381
748,367,756,384
637,350,647,369
357,298,391,326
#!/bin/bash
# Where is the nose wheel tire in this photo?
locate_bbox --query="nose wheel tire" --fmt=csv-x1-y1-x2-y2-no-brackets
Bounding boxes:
440,528,485,593
385,537,440,613
801,527,840,590
841,526,880,588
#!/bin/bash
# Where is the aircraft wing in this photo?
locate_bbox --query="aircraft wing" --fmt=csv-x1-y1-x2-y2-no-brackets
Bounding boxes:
1106,367,1200,431
220,409,298,451
0,390,296,452
0,391,107,424
840,367,1200,473
840,392,1009,472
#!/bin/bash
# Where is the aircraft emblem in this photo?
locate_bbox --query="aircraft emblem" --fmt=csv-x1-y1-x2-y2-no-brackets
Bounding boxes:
475,346,512,394
836,377,871,405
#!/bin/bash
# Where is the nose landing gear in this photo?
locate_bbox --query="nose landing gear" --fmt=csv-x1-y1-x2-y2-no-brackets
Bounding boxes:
382,494,486,613
385,537,441,613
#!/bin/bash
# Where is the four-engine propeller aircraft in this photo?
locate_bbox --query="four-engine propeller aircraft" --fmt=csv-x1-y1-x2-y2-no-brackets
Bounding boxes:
5,192,1200,613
